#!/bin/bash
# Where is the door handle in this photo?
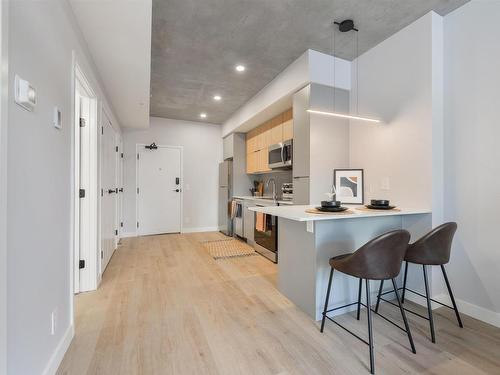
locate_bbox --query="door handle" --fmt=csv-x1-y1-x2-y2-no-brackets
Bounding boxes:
108,189,116,194
173,189,180,192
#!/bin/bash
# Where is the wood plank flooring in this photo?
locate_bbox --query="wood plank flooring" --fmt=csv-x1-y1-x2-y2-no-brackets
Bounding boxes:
57,233,500,375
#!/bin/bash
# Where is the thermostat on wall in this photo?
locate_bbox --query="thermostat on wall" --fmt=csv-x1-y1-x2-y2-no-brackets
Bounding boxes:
14,75,37,111
53,107,62,129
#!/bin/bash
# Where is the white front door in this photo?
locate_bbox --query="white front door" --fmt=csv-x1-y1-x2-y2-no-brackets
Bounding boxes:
101,114,117,272
137,146,182,235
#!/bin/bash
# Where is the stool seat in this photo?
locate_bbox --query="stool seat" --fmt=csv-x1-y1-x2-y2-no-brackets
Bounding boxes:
375,222,463,344
329,230,411,280
321,229,414,374
404,222,457,265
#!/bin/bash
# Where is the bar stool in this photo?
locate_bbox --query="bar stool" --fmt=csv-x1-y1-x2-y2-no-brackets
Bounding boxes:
320,230,416,374
375,222,463,343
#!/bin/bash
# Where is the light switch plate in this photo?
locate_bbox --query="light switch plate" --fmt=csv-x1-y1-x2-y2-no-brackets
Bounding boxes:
53,107,62,129
14,75,36,111
381,177,390,190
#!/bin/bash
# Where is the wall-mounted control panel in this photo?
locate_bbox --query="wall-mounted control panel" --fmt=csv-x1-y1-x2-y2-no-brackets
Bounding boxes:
14,75,37,111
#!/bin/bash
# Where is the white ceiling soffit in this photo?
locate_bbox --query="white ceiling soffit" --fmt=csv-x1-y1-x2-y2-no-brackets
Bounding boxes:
69,0,152,129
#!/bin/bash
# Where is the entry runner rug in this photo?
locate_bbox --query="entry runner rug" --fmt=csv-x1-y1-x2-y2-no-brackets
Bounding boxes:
201,238,258,260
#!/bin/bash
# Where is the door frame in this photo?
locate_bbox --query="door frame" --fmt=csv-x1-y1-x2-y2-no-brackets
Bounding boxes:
118,138,124,237
71,58,99,294
135,144,184,236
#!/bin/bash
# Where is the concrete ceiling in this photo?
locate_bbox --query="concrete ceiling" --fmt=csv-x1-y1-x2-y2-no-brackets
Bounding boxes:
70,0,152,129
151,0,469,125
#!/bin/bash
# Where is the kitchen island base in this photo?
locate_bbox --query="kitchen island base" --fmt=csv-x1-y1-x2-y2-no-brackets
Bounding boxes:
277,212,432,321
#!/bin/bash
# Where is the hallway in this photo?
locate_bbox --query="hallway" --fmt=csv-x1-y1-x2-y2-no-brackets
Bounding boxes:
57,233,500,375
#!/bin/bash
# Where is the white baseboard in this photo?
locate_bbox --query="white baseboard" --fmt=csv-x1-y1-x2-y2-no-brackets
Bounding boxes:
432,293,500,328
404,292,500,328
120,232,137,238
182,226,218,233
42,324,74,375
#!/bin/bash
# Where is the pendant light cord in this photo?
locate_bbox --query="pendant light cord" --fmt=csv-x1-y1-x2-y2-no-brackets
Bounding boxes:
356,28,359,115
332,21,336,113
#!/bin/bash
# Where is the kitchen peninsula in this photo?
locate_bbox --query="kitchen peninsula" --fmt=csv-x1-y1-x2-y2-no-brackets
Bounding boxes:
250,205,431,320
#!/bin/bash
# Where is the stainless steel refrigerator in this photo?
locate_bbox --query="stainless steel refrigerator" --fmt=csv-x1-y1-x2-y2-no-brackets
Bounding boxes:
218,160,233,236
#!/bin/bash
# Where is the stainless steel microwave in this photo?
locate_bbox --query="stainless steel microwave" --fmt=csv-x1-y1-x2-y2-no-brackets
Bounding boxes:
268,140,292,169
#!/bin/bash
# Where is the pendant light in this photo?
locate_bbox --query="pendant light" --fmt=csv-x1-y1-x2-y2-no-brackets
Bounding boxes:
307,19,380,123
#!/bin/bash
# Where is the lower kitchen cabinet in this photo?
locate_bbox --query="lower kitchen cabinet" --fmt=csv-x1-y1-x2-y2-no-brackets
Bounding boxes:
243,201,255,244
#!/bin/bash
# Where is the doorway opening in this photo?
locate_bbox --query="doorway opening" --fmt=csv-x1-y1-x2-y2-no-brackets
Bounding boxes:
136,144,183,236
72,61,98,294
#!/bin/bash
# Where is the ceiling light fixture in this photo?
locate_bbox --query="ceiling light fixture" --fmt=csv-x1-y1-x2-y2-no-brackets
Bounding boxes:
213,95,222,101
309,19,380,124
307,109,380,123
200,113,207,118
235,65,245,72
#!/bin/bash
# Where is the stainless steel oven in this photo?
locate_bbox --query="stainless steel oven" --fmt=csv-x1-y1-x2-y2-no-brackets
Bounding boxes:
254,202,278,263
268,140,292,169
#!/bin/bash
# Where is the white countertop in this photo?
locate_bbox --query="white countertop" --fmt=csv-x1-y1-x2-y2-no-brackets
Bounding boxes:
233,196,294,206
249,204,431,222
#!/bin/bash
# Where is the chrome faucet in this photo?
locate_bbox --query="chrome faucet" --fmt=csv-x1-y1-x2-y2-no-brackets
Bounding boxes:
266,178,277,202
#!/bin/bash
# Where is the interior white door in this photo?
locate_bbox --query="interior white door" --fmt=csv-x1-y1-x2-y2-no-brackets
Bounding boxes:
77,89,90,291
101,114,117,272
138,146,182,235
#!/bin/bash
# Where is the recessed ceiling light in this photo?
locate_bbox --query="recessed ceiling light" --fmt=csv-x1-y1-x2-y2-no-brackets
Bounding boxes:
213,95,222,101
235,65,245,72
200,113,207,118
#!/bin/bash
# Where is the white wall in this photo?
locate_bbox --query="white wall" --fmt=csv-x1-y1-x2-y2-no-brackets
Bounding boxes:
442,0,500,326
349,12,440,212
7,0,121,373
0,1,8,373
122,117,222,234
347,12,444,303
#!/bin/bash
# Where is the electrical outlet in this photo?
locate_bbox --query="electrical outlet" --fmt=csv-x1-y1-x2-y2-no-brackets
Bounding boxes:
381,177,390,191
51,308,58,335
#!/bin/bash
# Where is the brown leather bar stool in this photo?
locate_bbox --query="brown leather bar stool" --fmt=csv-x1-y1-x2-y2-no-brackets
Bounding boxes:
375,222,463,344
320,230,416,374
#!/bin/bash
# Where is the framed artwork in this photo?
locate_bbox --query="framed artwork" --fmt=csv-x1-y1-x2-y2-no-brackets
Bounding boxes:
333,169,364,204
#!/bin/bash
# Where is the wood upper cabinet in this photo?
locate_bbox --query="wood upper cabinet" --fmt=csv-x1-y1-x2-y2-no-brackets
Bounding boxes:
258,149,271,173
245,108,293,174
270,114,283,145
282,108,293,141
246,151,258,174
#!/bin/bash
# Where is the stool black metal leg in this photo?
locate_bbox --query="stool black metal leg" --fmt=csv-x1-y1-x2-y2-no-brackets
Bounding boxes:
401,262,409,304
357,278,363,320
441,265,463,328
375,280,384,313
321,268,334,333
422,265,436,343
391,278,416,354
365,279,375,374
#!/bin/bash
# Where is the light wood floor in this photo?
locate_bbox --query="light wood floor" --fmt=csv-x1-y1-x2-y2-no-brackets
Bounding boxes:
58,233,500,375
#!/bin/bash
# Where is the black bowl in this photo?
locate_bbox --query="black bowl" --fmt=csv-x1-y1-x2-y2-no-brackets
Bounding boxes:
370,199,390,207
321,200,341,208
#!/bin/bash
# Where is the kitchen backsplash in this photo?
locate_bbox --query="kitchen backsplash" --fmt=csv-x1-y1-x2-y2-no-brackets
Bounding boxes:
252,170,293,197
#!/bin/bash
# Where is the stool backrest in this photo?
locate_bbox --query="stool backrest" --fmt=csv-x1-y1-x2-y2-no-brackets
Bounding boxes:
406,222,457,265
348,230,411,280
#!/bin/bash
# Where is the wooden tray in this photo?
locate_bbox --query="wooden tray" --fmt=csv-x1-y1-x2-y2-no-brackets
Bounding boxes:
305,208,354,215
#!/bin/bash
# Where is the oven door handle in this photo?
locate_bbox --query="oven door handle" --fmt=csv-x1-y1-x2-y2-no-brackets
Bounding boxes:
281,145,285,164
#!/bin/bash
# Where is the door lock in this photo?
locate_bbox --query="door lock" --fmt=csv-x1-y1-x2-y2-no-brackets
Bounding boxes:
174,189,180,192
